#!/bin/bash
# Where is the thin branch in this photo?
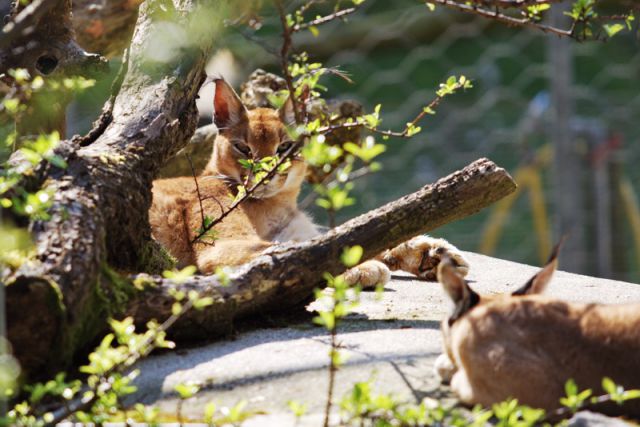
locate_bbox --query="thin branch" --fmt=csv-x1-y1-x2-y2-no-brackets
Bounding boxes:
293,7,358,32
430,0,575,38
317,83,463,138
274,0,303,124
187,154,207,230
475,0,562,6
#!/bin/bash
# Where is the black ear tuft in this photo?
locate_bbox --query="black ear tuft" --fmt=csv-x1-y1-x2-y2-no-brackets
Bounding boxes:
213,78,247,130
437,256,479,325
512,237,565,296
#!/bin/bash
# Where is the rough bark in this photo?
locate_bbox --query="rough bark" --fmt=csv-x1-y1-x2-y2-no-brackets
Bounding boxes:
72,0,142,58
6,0,214,377
127,158,516,340
157,124,218,178
0,0,109,136
1,0,108,78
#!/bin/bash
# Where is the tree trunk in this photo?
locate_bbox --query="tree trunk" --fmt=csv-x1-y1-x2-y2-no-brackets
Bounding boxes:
6,0,213,377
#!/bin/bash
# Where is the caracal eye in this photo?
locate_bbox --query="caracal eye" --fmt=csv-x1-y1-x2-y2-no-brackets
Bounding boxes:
277,140,293,155
232,141,251,157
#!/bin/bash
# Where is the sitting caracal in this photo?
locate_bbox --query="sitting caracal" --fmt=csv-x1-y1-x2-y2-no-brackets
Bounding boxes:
435,245,640,417
150,78,469,287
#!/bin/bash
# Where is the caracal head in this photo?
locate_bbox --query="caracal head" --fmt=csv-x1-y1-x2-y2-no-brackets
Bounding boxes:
207,78,304,200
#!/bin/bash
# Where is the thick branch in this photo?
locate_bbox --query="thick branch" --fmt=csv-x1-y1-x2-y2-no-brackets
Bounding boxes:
126,158,517,339
0,0,108,77
72,0,142,58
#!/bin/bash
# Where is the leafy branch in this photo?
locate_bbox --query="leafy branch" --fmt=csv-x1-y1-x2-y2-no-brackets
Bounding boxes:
426,0,637,41
26,277,214,425
316,75,473,138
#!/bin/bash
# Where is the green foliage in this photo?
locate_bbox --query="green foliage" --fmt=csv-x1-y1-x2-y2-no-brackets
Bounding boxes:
163,265,197,284
1,276,216,426
175,381,201,399
315,182,355,212
0,69,96,246
338,377,640,426
436,75,473,98
288,399,308,418
340,245,363,267
196,215,219,245
559,379,592,413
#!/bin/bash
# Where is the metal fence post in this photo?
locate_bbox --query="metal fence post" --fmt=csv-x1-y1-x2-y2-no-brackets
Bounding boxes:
548,4,586,273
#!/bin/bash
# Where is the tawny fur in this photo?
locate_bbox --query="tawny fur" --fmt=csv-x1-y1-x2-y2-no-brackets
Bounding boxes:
149,79,469,289
436,254,640,417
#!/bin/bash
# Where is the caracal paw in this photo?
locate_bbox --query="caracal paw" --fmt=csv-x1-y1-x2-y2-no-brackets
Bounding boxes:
343,260,391,290
382,235,469,281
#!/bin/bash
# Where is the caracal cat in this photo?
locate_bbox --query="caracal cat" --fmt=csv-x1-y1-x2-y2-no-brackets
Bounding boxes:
150,78,469,287
435,246,640,417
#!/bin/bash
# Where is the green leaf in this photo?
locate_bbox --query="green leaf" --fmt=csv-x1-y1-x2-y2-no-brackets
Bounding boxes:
603,23,624,37
565,379,578,397
623,389,640,401
203,402,217,422
163,265,197,284
340,245,363,267
174,382,200,399
602,377,616,395
287,400,308,417
171,302,182,315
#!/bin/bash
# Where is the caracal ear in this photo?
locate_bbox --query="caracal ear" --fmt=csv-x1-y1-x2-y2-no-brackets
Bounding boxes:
437,256,479,325
512,238,565,296
213,78,247,131
278,95,296,126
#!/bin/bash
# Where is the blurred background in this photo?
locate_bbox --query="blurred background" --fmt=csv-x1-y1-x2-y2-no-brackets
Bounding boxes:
67,0,640,281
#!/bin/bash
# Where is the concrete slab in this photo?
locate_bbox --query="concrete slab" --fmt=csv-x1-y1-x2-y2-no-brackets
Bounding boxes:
131,252,640,425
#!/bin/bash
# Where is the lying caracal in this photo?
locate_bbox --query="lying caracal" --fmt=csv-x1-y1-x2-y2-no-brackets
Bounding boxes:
435,245,640,417
150,78,469,287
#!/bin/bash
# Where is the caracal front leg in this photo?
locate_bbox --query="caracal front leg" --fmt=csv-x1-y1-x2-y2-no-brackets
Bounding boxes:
342,236,469,289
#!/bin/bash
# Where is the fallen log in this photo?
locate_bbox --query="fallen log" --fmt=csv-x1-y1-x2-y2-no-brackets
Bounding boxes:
127,158,516,340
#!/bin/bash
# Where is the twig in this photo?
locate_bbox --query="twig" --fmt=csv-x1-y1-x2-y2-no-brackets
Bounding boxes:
323,326,338,427
293,7,358,31
274,0,303,124
430,0,575,38
186,154,207,231
316,84,460,138
474,0,562,6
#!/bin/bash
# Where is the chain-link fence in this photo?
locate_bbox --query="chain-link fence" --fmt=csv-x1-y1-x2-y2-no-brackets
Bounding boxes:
219,0,640,281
